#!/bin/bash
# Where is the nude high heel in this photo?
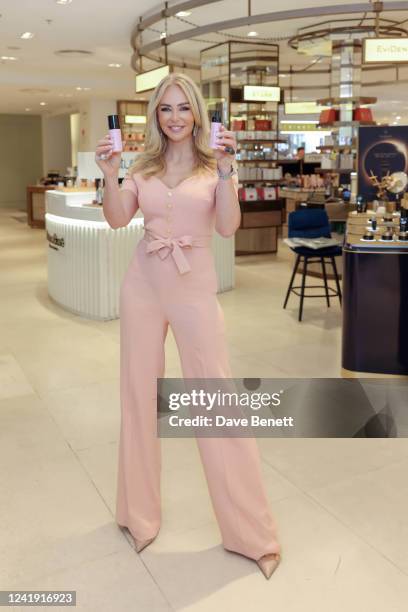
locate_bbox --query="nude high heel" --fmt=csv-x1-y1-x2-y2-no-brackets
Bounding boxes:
134,537,155,553
119,525,155,553
256,552,281,579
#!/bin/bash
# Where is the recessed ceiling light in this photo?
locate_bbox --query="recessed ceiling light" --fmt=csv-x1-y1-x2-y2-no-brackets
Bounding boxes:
40,102,47,106
108,63,122,68
279,74,287,77
20,32,34,39
247,31,258,37
160,32,167,39
56,0,73,4
175,10,191,17
25,108,31,111
396,116,401,120
1,56,17,60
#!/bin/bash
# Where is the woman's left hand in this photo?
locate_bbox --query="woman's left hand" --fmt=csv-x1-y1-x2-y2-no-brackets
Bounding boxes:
213,125,237,171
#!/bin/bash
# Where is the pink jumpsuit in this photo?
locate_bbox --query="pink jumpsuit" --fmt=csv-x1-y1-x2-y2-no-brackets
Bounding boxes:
115,170,280,561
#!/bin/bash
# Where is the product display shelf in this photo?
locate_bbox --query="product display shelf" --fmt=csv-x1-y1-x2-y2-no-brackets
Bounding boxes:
316,95,377,178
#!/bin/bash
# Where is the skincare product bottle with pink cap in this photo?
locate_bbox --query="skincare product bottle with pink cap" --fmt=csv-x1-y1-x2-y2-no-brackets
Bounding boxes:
108,114,123,153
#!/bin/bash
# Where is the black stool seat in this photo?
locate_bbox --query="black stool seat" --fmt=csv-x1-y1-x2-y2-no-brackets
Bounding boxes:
291,245,343,257
283,210,342,321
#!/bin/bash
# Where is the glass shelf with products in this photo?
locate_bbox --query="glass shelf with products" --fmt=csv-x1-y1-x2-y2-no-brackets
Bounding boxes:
116,99,148,152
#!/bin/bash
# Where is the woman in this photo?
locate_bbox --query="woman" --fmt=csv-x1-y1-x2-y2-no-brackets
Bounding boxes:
95,73,281,579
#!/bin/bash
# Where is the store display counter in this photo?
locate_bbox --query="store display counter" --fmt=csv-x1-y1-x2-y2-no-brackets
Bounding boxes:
236,199,284,255
45,190,235,320
342,211,408,376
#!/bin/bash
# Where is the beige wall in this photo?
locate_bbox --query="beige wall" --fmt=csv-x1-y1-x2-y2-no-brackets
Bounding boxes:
78,99,117,152
42,114,72,176
0,114,43,210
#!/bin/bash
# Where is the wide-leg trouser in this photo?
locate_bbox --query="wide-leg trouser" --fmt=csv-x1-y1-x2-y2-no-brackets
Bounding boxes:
115,239,280,561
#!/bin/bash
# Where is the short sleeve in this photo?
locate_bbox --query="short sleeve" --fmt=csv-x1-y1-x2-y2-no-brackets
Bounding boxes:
120,173,138,196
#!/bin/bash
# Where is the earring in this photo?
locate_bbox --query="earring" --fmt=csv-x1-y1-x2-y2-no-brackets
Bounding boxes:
193,124,198,137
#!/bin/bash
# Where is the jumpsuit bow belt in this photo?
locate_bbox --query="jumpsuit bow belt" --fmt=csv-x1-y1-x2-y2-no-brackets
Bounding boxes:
143,230,212,274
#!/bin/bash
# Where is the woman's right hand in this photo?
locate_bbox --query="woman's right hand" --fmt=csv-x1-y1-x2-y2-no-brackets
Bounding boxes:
95,134,125,178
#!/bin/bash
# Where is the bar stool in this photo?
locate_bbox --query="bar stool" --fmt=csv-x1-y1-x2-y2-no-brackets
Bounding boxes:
283,209,342,321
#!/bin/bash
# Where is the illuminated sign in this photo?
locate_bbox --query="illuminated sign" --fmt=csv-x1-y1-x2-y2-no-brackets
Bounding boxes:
284,101,329,115
363,38,408,63
243,85,281,102
124,115,146,124
135,65,171,93
280,121,321,132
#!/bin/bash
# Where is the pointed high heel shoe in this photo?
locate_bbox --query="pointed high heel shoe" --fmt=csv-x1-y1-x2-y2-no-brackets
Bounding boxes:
118,525,156,553
256,552,281,579
134,536,155,553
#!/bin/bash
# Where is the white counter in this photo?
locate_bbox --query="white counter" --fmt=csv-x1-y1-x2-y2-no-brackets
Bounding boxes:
45,190,235,320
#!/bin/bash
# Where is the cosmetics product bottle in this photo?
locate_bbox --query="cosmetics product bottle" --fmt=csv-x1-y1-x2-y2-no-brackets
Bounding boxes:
96,178,104,205
210,111,222,149
381,228,393,241
356,195,364,213
400,205,408,235
108,115,123,153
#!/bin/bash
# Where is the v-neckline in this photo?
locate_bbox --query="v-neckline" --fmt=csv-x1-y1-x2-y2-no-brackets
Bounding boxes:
153,174,194,191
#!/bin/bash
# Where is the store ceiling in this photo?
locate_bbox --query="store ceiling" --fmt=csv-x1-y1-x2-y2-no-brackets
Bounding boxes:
1,0,408,125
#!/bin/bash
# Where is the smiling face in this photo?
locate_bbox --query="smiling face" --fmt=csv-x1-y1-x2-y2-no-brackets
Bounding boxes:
157,84,195,143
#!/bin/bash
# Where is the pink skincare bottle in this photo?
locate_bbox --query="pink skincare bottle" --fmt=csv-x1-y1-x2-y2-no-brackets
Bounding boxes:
210,110,222,149
108,114,123,152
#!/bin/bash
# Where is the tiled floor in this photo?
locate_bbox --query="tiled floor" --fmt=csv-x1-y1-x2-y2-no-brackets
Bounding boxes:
1,206,407,611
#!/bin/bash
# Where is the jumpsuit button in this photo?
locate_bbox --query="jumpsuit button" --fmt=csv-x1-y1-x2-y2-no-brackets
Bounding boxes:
167,191,172,197
167,203,172,208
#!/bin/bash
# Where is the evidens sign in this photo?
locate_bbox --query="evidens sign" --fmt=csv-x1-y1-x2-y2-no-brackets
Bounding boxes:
363,38,408,63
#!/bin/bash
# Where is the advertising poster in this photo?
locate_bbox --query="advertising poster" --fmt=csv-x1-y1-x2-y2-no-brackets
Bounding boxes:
358,125,408,200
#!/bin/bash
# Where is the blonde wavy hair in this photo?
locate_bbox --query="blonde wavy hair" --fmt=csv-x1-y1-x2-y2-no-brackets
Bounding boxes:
129,72,217,178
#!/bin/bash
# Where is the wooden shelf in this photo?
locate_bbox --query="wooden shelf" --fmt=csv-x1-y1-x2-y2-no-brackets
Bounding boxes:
238,159,278,164
239,179,284,184
315,168,355,174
